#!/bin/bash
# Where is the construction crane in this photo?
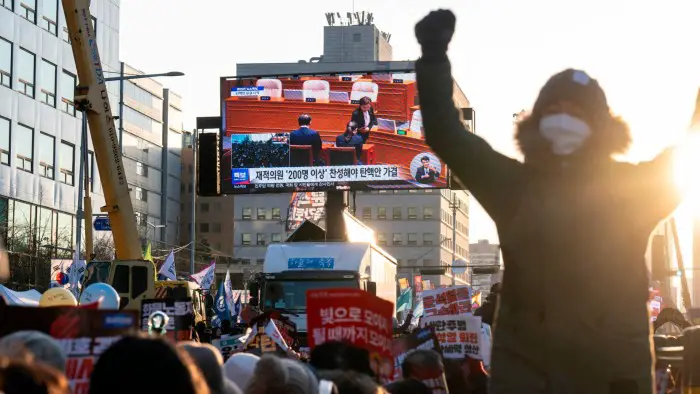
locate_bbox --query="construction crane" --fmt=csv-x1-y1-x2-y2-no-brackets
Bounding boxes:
61,1,209,322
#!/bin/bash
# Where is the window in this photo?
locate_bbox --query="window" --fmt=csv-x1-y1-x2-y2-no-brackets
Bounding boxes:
60,70,76,115
0,117,9,166
408,207,417,220
392,233,402,245
38,132,54,178
17,48,35,97
392,207,402,220
408,233,418,246
256,258,264,265
362,207,371,220
135,187,147,202
135,162,148,176
41,0,57,34
19,0,36,23
199,223,209,233
213,223,221,233
135,212,147,227
257,233,266,246
1,0,12,11
271,233,282,243
87,151,94,190
242,207,252,220
423,207,434,219
241,233,251,245
124,81,162,108
0,38,11,88
241,259,251,265
272,207,281,220
123,106,161,135
257,208,266,220
59,141,74,185
16,124,33,172
200,203,209,212
377,233,386,245
39,60,56,106
423,233,434,245
167,130,182,155
377,207,386,220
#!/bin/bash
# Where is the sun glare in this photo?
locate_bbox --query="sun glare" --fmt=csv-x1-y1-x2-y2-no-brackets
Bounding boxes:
673,133,700,215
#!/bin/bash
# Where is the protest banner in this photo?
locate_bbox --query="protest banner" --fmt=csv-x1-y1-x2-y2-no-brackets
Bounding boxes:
421,314,482,359
0,300,138,393
307,288,394,383
212,334,247,361
244,321,289,356
391,327,442,381
141,298,194,341
421,286,472,317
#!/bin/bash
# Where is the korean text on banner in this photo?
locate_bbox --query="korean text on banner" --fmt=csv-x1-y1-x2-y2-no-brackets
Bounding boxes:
421,286,472,317
307,288,394,383
141,298,194,342
391,327,442,381
421,315,483,359
212,334,246,362
0,300,138,393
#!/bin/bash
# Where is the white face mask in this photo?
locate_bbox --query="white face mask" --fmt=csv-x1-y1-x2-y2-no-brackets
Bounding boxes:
539,113,591,155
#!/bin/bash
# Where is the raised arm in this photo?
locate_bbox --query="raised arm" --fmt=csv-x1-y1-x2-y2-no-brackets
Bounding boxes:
415,10,525,224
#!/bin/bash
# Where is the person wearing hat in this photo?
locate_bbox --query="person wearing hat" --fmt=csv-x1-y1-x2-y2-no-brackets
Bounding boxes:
414,9,684,394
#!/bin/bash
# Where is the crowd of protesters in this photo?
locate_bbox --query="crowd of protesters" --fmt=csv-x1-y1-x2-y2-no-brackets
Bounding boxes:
230,138,289,169
0,327,491,394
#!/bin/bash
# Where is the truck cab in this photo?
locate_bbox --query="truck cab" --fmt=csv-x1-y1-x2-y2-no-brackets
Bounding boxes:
82,260,155,310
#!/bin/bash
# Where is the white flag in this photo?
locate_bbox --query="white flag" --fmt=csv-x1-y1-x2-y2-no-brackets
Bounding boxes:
190,262,216,291
264,320,289,350
158,250,177,281
224,269,234,316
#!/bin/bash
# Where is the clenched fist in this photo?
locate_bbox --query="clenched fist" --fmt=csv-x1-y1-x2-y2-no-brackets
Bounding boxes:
415,9,456,58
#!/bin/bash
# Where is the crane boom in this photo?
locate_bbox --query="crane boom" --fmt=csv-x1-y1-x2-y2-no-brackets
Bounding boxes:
62,0,142,260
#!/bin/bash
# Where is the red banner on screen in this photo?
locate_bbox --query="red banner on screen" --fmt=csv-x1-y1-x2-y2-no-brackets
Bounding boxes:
307,288,394,383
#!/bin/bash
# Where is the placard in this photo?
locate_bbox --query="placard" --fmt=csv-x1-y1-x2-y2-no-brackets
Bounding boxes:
307,288,394,383
391,327,442,381
140,298,194,342
421,286,472,317
421,315,482,359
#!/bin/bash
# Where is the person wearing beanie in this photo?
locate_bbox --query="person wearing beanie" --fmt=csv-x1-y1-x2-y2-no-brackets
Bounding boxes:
178,342,242,394
224,353,260,390
415,9,685,394
244,354,318,394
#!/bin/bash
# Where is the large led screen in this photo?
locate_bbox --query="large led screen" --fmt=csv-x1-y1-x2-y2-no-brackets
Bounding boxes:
220,72,448,193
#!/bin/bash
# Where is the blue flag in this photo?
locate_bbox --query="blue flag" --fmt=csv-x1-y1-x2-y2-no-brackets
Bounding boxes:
212,280,231,328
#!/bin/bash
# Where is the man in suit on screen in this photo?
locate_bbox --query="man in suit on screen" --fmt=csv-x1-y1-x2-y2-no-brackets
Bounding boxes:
415,156,440,184
290,114,322,165
350,96,378,143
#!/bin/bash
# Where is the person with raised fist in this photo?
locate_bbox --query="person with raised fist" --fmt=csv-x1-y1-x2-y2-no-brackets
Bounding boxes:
415,9,682,394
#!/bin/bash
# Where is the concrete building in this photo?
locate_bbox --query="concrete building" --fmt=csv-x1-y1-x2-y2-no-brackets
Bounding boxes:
120,63,185,251
469,239,502,294
0,0,119,289
219,21,473,286
0,1,185,288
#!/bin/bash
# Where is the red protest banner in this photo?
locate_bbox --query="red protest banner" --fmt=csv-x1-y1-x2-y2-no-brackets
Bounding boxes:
0,300,138,393
421,286,472,317
307,288,394,383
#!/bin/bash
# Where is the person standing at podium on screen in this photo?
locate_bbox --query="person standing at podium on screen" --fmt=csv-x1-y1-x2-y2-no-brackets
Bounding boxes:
415,156,440,184
351,96,378,142
336,121,365,164
290,114,322,166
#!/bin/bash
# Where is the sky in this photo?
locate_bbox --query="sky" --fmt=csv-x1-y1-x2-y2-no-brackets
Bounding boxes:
119,0,700,245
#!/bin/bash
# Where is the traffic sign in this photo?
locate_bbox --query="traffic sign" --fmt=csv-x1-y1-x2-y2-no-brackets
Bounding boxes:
93,217,111,231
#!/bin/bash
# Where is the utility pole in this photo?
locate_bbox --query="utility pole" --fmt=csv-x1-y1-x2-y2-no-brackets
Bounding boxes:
449,193,460,286
190,129,198,274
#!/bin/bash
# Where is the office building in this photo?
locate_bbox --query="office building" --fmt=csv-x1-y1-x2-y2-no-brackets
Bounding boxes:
211,18,473,286
0,1,185,289
469,239,502,294
0,0,119,289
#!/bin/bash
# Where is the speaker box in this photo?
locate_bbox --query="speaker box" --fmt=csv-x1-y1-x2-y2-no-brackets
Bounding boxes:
197,132,221,196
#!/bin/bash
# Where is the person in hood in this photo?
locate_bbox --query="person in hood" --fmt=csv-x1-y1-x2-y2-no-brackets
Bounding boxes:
414,9,684,394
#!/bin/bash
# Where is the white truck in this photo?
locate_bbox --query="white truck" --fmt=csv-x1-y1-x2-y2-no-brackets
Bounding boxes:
248,241,397,347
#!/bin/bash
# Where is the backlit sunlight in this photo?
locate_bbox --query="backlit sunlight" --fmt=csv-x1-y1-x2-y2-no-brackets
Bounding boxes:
673,133,700,216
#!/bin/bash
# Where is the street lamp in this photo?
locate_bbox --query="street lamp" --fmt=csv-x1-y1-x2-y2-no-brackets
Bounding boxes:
106,63,185,154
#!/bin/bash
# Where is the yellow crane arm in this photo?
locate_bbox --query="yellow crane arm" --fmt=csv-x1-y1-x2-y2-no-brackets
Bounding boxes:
62,0,142,260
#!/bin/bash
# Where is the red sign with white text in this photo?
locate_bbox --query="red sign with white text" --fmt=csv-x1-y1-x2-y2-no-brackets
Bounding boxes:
307,288,394,383
421,286,472,317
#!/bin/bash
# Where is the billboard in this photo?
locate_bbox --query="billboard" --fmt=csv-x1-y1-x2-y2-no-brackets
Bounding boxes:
220,72,449,193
